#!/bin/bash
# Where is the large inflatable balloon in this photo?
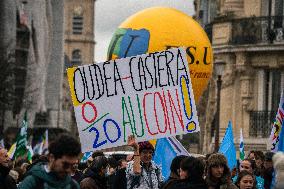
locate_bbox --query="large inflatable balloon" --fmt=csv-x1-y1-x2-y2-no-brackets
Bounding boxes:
107,7,213,102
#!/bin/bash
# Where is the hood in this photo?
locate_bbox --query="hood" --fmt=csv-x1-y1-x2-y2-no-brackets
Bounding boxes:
206,153,231,186
27,162,72,187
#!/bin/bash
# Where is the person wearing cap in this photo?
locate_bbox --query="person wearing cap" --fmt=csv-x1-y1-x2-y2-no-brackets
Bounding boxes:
126,135,163,189
206,153,237,189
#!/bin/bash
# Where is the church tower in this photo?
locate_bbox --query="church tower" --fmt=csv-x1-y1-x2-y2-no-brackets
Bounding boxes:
62,0,95,133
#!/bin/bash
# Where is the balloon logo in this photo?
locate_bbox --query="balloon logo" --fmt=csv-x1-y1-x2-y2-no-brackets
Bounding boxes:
107,7,213,102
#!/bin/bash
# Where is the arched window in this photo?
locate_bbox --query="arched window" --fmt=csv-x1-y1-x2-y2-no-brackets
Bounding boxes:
71,49,82,65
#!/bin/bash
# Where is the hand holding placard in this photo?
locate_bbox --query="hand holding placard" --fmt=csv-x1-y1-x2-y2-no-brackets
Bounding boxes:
128,135,139,152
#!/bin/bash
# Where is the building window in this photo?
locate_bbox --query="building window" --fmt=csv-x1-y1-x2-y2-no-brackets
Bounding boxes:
71,49,82,65
250,70,284,137
265,70,284,111
257,70,284,111
272,0,284,28
72,16,83,34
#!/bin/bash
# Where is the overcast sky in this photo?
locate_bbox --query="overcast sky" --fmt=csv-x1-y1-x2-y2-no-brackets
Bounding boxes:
94,0,195,63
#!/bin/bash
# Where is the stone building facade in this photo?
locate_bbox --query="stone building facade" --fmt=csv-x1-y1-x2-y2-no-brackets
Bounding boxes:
62,0,95,135
0,0,65,133
194,0,284,153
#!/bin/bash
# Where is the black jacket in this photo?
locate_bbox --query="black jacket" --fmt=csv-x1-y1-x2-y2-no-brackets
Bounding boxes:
80,168,107,189
165,179,208,189
111,168,127,189
0,165,17,189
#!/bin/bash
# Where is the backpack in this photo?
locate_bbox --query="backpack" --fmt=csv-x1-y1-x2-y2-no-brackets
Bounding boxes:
34,176,78,189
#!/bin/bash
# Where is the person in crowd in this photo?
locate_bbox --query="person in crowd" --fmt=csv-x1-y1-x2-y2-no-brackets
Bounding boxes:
206,153,237,189
165,156,207,189
80,155,109,189
254,151,265,177
126,135,163,189
78,162,88,172
232,158,264,189
161,155,187,189
205,153,214,177
235,170,256,189
14,158,30,182
112,159,128,189
13,167,23,184
8,169,19,189
126,154,134,162
0,147,17,189
118,158,128,169
248,151,256,161
71,160,83,183
18,134,81,189
272,152,284,189
25,154,48,174
92,151,104,159
107,156,118,189
262,152,274,189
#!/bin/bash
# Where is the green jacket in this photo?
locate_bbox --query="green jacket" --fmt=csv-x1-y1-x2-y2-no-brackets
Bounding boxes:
18,163,79,189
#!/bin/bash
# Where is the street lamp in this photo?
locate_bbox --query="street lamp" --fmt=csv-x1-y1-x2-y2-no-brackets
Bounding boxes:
214,60,226,152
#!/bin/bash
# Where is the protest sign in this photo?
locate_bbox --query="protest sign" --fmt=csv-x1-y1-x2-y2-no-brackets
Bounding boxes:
67,48,199,152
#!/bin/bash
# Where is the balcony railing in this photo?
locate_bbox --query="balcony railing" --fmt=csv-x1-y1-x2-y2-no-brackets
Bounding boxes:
232,16,284,44
205,16,284,45
249,111,277,137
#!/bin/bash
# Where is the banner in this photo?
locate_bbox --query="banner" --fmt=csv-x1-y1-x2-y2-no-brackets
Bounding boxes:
14,111,28,159
270,90,284,152
153,136,189,179
219,121,237,170
67,48,199,152
33,129,48,155
239,128,245,161
7,143,16,159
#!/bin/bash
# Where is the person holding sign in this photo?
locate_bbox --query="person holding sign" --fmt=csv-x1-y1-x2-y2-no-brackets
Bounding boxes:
126,135,163,189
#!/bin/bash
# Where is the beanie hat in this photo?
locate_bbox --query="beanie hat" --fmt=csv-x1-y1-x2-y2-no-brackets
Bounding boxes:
138,141,154,153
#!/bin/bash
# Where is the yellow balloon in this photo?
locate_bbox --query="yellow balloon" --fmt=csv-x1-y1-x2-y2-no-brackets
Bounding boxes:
107,7,213,102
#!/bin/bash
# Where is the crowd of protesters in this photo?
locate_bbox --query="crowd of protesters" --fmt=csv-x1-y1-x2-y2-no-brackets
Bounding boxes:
0,134,284,189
